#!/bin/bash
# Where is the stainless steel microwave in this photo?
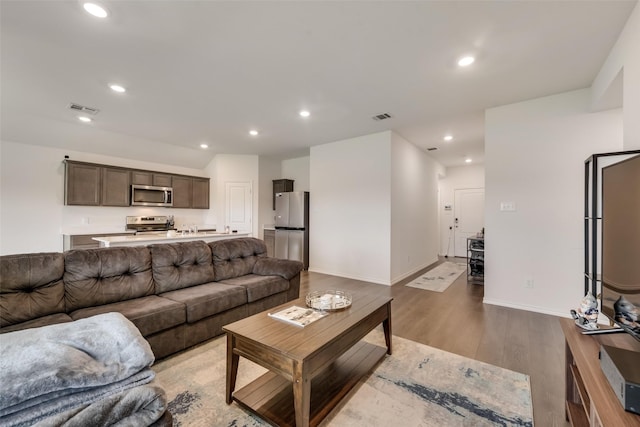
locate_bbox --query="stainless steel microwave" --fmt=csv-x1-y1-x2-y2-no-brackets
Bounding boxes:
131,185,173,207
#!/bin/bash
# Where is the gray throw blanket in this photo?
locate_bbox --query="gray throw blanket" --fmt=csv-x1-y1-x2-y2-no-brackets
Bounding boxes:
0,313,166,427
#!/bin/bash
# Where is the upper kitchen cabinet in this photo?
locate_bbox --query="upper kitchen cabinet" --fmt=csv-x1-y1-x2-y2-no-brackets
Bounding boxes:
65,161,101,206
153,174,172,187
192,178,210,209
101,167,130,206
131,171,172,187
272,179,294,210
172,176,209,209
64,160,210,209
172,176,192,208
130,171,152,186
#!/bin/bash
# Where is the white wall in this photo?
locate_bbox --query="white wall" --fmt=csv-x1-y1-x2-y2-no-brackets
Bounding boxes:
309,131,441,285
0,140,209,255
310,132,392,284
592,1,640,150
257,156,281,238
390,132,441,283
282,156,310,192
208,154,260,237
438,164,485,256
484,89,623,317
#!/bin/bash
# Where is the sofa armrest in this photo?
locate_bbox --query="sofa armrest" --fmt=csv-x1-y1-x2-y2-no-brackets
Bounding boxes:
253,258,303,280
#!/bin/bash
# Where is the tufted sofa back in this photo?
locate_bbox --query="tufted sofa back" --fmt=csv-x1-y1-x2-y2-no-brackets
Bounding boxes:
64,246,154,312
150,241,215,294
0,253,66,327
209,237,267,281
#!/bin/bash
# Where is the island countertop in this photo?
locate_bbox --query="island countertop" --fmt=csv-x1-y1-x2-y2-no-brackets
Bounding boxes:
93,232,251,248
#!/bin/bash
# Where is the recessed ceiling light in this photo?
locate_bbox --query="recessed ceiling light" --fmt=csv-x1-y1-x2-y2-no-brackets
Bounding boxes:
465,158,472,163
249,130,259,136
109,84,126,93
83,3,108,18
200,143,208,149
444,135,453,141
299,110,310,118
78,116,92,123
457,56,475,67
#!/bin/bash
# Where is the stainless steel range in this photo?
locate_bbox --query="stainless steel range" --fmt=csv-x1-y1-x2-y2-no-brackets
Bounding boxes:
126,216,175,234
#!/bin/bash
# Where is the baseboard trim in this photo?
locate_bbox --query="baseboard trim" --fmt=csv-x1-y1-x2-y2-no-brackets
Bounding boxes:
390,258,439,285
307,268,391,286
482,298,570,319
308,258,440,288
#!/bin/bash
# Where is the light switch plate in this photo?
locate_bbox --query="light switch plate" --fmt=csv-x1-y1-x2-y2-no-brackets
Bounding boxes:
500,202,516,212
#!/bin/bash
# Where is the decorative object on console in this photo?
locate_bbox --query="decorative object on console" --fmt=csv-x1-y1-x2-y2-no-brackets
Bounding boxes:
570,292,599,331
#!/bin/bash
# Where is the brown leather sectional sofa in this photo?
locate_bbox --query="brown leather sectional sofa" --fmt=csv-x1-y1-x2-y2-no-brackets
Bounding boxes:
0,237,303,359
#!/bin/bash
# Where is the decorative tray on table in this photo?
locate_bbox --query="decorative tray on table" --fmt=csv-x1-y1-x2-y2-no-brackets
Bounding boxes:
306,290,353,311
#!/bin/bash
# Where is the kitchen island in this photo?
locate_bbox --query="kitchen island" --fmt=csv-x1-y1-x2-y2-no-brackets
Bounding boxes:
93,232,251,248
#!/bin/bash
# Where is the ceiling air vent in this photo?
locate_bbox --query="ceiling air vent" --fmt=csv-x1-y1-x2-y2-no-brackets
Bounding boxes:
427,147,438,151
68,103,100,115
372,113,392,121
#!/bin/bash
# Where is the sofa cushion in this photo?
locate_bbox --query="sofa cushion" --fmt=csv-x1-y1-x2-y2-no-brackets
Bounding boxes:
69,295,185,336
209,238,267,281
219,274,289,303
0,253,66,328
0,313,73,334
159,283,247,323
64,247,154,312
150,241,215,294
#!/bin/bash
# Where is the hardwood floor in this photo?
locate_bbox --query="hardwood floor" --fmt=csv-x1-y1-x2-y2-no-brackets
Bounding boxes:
300,258,570,427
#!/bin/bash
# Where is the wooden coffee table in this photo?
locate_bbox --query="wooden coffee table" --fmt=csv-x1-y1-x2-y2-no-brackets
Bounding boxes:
224,293,392,427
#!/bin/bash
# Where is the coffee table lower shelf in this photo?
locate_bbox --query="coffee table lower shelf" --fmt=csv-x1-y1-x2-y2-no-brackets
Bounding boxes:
232,341,387,427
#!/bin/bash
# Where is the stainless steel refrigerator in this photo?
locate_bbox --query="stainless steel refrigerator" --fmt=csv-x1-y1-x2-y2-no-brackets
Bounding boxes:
275,191,309,269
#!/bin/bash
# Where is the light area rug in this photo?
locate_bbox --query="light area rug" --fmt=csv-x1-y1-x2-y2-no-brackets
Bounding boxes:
406,261,468,292
153,329,533,427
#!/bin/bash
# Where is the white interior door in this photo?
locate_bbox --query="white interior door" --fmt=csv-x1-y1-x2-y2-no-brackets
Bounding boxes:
225,182,252,233
454,188,485,257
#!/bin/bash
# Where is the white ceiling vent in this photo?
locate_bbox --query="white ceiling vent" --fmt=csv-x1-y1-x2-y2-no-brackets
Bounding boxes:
68,103,100,115
372,112,392,121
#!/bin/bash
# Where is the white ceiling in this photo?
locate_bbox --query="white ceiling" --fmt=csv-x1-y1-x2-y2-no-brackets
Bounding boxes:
1,1,636,169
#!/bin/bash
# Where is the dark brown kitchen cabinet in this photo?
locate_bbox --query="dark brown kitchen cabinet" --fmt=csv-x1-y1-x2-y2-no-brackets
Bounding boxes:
65,162,101,206
131,171,172,187
192,178,209,209
272,179,294,210
153,174,172,187
171,176,192,208
63,233,132,251
65,160,210,209
263,229,275,257
173,177,209,209
101,167,130,206
130,171,152,185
